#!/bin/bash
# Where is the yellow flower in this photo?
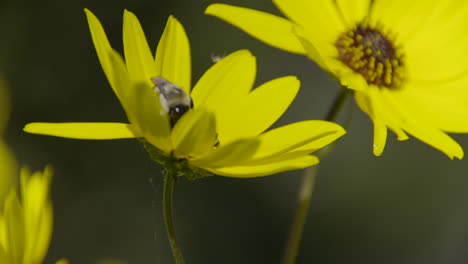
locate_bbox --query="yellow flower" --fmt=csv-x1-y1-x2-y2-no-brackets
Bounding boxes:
206,1,468,159
0,167,54,264
24,9,345,177
0,76,16,203
0,78,64,264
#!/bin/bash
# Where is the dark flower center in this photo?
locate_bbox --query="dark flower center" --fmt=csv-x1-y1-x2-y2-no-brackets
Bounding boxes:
335,23,405,89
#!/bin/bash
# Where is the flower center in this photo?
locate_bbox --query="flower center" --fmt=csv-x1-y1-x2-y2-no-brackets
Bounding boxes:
335,23,405,89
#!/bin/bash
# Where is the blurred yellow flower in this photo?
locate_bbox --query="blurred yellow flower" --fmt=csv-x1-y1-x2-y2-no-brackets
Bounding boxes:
24,9,345,178
206,1,468,159
0,167,54,264
0,78,64,264
0,76,16,203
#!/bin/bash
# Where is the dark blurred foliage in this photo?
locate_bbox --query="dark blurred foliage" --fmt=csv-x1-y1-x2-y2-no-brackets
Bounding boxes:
2,0,468,263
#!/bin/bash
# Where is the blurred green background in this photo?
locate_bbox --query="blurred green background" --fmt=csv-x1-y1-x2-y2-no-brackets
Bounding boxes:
2,0,468,263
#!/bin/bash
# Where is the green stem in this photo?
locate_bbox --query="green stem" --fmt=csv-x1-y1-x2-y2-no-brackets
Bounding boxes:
324,88,352,122
163,169,185,264
281,88,351,264
281,166,318,264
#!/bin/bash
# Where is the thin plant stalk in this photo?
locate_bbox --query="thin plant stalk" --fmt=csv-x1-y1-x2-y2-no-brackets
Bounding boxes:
281,88,352,264
163,168,186,264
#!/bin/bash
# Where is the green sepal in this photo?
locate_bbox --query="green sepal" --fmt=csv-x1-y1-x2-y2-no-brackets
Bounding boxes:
140,139,214,180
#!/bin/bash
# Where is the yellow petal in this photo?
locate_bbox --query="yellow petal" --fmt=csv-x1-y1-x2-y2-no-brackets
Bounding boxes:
191,50,255,114
21,167,53,264
407,37,468,81
207,155,318,178
378,86,464,159
191,138,260,168
0,77,16,202
24,203,52,264
394,79,468,132
84,9,119,95
216,76,300,144
0,141,17,204
372,0,451,44
354,91,371,115
335,0,371,26
273,0,344,47
368,87,409,141
171,108,218,158
371,0,415,35
104,50,139,125
287,122,347,153
23,122,139,139
295,27,360,91
247,149,312,164
123,10,157,86
334,65,369,92
356,89,409,156
4,190,25,263
251,120,345,162
404,122,464,160
108,50,172,152
403,3,468,80
0,246,6,263
293,27,329,70
355,91,386,156
205,4,305,54
372,118,387,156
155,16,191,93
54,259,70,264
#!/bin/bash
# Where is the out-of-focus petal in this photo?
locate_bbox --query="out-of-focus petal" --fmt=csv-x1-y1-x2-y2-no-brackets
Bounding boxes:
0,77,16,204
3,190,24,263
21,167,53,264
0,141,16,203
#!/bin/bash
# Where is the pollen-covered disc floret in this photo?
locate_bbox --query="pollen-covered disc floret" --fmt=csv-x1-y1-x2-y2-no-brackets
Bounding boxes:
335,23,405,89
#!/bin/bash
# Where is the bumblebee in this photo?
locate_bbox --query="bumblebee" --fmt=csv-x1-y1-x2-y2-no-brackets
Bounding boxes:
151,76,194,127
